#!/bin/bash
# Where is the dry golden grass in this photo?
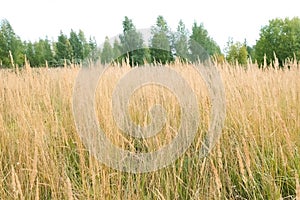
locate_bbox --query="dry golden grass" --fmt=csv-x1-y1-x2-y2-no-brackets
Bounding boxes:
0,61,299,199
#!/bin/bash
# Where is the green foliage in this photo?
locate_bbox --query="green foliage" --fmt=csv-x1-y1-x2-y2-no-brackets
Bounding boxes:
24,38,55,67
255,17,300,67
189,22,221,62
53,30,98,66
119,16,149,66
112,39,122,61
5,16,300,69
225,38,248,65
122,16,135,33
34,38,54,67
245,41,254,60
54,31,73,65
173,20,189,61
0,19,99,68
87,36,100,62
78,30,89,60
24,41,37,66
239,46,248,65
150,16,173,64
0,19,24,67
69,29,83,63
101,37,114,64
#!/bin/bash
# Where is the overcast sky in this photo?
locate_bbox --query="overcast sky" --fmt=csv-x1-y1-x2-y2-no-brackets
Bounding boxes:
1,0,299,51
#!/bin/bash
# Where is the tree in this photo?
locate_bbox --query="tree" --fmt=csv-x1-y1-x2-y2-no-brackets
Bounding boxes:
119,16,148,66
101,36,114,64
69,29,83,63
54,31,73,65
0,19,24,67
150,16,173,64
24,41,37,66
113,39,121,57
254,17,300,67
189,22,221,62
244,39,254,61
88,36,100,62
79,30,99,62
34,38,54,67
173,20,189,61
225,38,248,65
239,45,248,66
112,38,122,62
24,38,55,67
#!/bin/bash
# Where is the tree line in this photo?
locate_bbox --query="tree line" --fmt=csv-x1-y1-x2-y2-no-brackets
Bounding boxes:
0,19,99,67
1,16,300,68
100,16,221,66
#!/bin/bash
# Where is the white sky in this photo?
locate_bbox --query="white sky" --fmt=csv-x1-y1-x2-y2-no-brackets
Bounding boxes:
1,0,299,51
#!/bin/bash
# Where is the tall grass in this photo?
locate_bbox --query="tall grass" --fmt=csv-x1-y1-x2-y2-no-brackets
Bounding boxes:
0,61,299,199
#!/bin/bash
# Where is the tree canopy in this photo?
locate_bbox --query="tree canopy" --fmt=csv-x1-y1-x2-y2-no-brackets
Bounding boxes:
225,38,248,66
118,16,149,66
189,22,221,62
150,16,173,64
173,20,189,61
254,17,300,67
101,36,114,64
1,16,300,68
0,19,24,67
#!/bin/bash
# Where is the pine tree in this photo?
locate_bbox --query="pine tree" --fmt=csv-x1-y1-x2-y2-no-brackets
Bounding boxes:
150,16,173,64
88,36,99,61
69,29,83,63
101,36,114,64
54,31,72,66
189,22,221,62
112,39,122,62
34,38,54,67
119,16,148,66
0,19,24,67
174,20,189,62
24,41,37,66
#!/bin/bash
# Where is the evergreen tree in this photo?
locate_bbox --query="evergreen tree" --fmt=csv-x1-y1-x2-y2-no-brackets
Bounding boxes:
34,38,54,67
69,29,83,63
119,16,148,66
79,30,96,61
101,36,114,64
150,15,173,64
24,41,37,66
113,39,121,58
0,19,24,67
189,22,221,62
174,20,189,61
88,36,99,61
54,31,72,66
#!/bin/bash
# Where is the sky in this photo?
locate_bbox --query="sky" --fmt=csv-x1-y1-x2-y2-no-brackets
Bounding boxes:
1,0,300,51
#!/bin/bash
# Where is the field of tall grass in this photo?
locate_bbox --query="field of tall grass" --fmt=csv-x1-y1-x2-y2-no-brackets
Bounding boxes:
0,61,299,199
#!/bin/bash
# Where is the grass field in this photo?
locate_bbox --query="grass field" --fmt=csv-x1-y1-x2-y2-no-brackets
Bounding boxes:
0,61,299,199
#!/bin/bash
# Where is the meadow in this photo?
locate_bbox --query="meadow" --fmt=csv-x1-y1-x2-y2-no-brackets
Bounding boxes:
0,61,299,199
